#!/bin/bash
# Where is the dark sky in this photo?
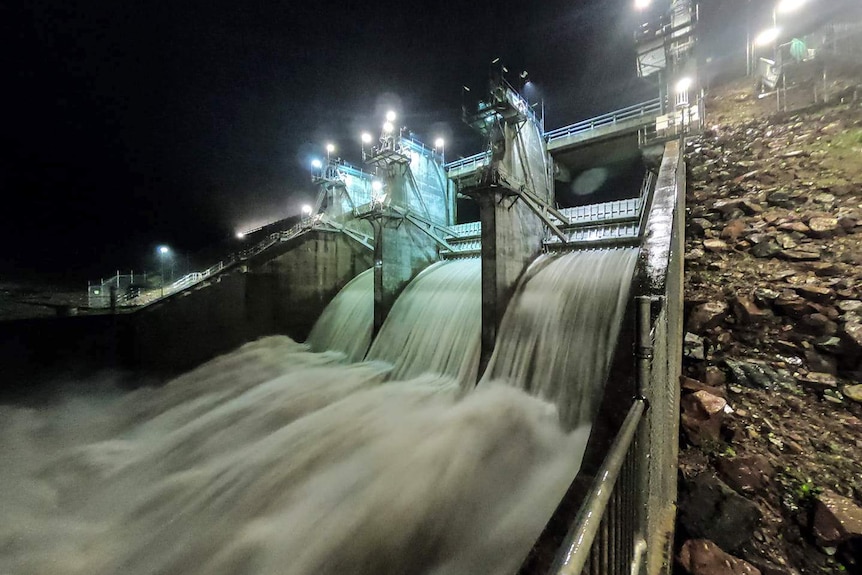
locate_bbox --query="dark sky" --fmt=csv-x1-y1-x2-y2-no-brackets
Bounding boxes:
4,0,731,282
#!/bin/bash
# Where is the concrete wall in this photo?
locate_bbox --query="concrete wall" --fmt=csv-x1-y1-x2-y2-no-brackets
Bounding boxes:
635,140,685,575
123,230,372,375
373,219,439,333
398,139,454,226
478,193,546,368
251,230,373,342
129,270,256,374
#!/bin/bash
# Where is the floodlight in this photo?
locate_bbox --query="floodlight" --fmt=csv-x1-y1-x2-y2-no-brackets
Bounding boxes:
158,246,169,255
301,205,313,215
371,180,384,192
385,110,397,122
361,132,373,144
236,232,245,239
326,143,335,153
755,27,780,46
635,0,651,9
382,121,394,133
434,138,445,149
311,158,323,169
776,0,805,14
675,77,694,94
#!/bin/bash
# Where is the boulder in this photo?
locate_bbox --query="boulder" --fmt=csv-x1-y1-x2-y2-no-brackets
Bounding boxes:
796,371,839,391
813,490,862,546
678,540,761,575
717,455,774,494
681,375,727,398
795,285,835,304
780,249,821,262
704,239,730,253
679,473,762,552
800,313,838,337
681,390,727,445
732,296,768,325
808,217,840,238
688,302,730,333
751,241,781,259
843,321,862,355
721,220,747,242
685,332,706,361
778,221,810,234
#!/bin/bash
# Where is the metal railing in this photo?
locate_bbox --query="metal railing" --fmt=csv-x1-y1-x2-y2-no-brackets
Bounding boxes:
550,398,646,575
556,198,642,226
443,151,490,174
545,98,663,144
448,221,482,238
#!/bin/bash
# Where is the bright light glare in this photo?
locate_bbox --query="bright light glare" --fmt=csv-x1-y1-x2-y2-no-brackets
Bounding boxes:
301,205,313,215
675,76,694,94
326,143,335,153
158,246,169,255
634,0,651,9
361,132,373,144
235,232,245,239
382,122,394,133
385,110,397,122
755,27,780,46
311,159,323,169
776,0,805,14
371,180,384,192
434,137,445,149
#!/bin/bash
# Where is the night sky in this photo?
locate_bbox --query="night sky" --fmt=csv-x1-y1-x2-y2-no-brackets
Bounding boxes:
2,0,801,282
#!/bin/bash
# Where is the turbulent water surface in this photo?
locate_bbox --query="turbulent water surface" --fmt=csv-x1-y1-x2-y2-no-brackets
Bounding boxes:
1,248,634,575
1,338,589,575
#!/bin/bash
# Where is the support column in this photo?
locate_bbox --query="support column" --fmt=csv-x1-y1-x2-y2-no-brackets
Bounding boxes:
475,189,545,374
370,214,438,334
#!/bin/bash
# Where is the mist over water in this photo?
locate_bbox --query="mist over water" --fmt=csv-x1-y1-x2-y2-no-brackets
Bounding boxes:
1,248,633,575
1,338,588,575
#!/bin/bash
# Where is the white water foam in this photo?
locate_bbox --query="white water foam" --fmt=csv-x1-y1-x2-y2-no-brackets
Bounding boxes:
307,268,373,362
367,258,481,384
0,337,589,575
483,248,638,427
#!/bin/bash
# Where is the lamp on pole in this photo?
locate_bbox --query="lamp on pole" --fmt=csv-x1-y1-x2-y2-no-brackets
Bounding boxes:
157,245,170,297
434,137,445,163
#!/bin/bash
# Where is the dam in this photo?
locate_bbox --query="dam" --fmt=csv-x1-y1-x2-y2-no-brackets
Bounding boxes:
0,2,698,573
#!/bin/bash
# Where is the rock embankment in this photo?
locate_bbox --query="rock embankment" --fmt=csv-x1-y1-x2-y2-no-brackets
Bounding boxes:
677,97,862,574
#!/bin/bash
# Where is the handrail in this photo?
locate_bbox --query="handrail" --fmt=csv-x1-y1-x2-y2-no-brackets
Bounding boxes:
550,398,646,575
545,98,662,143
444,151,490,173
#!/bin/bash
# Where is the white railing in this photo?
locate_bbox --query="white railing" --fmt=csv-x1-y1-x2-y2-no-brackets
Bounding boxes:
545,98,663,144
444,151,491,174
448,221,482,238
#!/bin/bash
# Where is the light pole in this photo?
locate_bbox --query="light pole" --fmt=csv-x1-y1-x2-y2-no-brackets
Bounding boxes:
157,245,170,297
434,137,445,163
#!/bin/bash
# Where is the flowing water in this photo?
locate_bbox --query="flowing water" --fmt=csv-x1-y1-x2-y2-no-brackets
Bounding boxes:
483,248,638,427
1,248,634,575
307,268,373,362
367,258,481,384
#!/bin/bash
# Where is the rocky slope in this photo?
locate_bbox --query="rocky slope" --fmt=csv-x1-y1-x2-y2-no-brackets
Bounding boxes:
676,82,862,575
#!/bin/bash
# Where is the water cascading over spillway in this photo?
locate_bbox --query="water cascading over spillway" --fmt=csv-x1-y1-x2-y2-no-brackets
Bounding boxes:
0,247,638,575
0,337,589,575
307,268,373,362
483,248,638,427
366,258,481,385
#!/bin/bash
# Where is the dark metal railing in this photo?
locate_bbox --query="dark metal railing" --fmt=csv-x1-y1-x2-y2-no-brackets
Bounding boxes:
549,398,645,575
